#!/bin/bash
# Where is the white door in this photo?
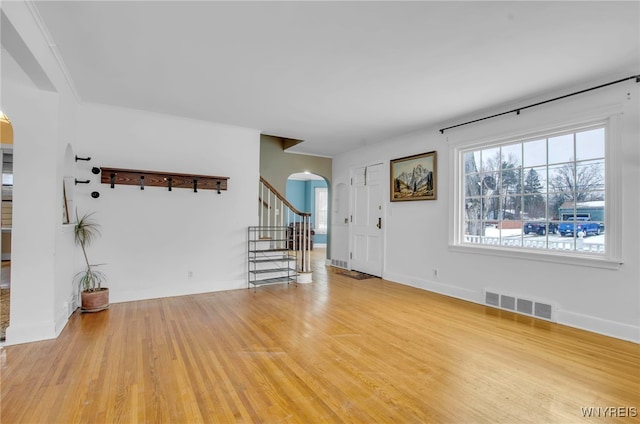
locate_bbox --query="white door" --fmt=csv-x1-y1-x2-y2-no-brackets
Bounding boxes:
350,163,383,277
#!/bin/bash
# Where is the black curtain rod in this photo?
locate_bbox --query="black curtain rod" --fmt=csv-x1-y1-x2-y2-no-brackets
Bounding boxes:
439,74,640,134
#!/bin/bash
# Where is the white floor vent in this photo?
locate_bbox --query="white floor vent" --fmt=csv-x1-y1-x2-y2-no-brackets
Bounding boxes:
484,290,555,321
331,259,348,269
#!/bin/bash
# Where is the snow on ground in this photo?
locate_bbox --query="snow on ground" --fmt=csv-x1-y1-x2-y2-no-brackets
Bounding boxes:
484,227,605,245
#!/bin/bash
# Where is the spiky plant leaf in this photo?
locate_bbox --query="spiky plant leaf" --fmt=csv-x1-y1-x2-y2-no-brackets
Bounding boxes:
75,267,107,291
74,211,101,248
74,211,107,292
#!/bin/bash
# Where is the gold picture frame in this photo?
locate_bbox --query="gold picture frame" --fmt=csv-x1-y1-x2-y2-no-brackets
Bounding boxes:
390,151,437,201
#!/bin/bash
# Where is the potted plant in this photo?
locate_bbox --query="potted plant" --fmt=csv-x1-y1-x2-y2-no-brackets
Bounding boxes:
74,211,109,312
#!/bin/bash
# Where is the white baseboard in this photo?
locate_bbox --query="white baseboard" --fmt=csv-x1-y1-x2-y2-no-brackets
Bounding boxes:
110,279,247,304
55,309,70,337
4,321,57,346
556,310,640,343
383,271,479,304
383,271,639,344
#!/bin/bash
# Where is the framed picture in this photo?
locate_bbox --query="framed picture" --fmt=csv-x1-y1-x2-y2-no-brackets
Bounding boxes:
390,151,437,201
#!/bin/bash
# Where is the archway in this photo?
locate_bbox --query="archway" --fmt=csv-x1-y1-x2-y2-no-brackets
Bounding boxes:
0,111,14,341
286,172,330,263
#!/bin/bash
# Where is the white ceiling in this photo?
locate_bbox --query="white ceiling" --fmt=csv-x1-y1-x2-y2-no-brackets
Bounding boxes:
32,1,640,156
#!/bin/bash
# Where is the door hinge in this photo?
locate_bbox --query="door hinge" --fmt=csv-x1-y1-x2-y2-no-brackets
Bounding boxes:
350,252,352,259
350,215,352,223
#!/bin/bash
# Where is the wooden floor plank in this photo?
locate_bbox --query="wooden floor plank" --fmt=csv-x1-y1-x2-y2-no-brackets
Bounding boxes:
1,249,638,423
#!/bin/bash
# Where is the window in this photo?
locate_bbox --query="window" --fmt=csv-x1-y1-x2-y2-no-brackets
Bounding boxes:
458,123,611,259
314,187,328,234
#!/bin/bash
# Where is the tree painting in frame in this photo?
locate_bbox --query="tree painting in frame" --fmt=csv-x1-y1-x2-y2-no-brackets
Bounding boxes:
390,151,437,201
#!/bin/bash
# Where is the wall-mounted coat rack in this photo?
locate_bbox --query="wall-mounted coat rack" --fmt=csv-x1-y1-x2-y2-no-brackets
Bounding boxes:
99,167,229,193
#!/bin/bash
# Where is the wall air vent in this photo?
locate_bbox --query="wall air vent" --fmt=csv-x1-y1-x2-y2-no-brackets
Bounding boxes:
500,295,516,311
484,289,555,322
517,298,533,315
331,259,348,269
534,302,553,320
485,291,500,307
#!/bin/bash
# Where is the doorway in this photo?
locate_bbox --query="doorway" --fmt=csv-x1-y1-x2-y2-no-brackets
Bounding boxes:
1,111,13,342
350,163,384,277
286,172,329,250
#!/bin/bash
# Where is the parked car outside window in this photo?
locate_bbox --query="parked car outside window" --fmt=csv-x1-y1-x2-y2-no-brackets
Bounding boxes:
523,221,558,236
558,217,604,237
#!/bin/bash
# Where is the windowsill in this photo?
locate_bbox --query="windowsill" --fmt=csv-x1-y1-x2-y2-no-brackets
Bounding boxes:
449,243,622,270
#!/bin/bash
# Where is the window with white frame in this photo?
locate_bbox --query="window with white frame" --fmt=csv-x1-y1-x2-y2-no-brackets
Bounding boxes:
314,186,328,234
458,124,609,257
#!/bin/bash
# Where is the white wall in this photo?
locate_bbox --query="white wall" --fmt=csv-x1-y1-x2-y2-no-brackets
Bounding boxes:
2,1,79,344
2,59,58,343
332,81,640,342
74,103,260,302
2,1,260,344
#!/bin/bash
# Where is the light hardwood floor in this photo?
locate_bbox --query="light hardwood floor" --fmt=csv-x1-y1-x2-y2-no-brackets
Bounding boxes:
1,249,638,423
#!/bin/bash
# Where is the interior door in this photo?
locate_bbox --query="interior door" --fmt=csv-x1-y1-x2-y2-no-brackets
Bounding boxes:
350,163,383,277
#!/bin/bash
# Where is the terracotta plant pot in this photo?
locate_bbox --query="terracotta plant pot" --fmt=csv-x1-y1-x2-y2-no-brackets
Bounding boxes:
81,288,109,312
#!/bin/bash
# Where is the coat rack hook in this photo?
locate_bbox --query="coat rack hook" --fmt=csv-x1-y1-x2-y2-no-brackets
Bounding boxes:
75,155,91,162
99,167,229,193
75,179,90,185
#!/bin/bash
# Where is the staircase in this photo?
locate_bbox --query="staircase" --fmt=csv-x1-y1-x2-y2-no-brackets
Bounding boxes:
248,177,313,288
